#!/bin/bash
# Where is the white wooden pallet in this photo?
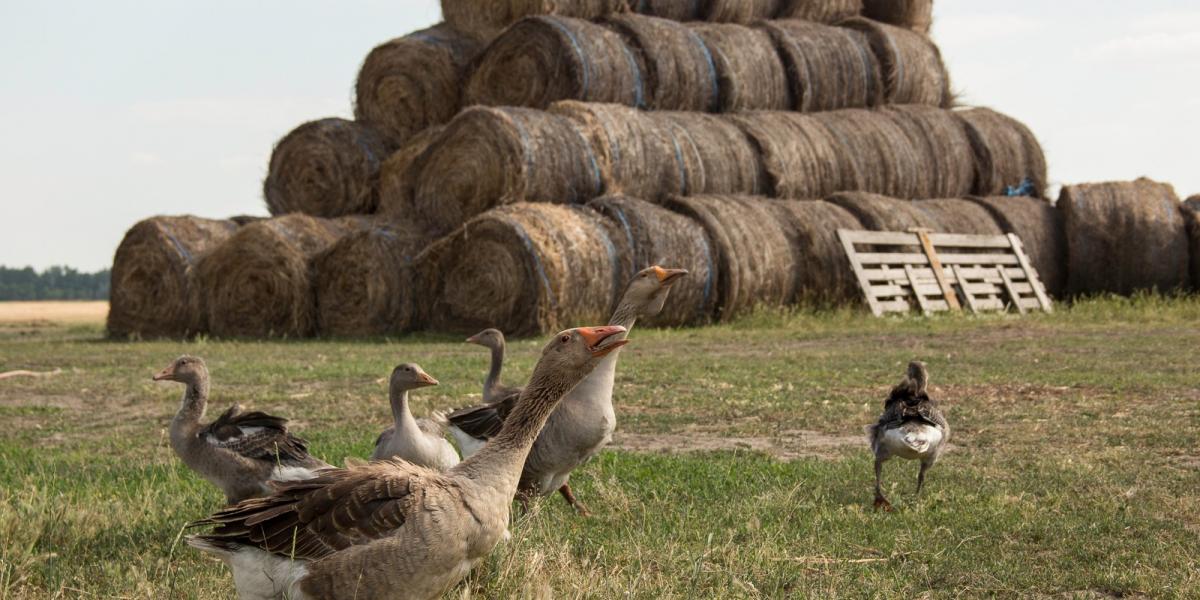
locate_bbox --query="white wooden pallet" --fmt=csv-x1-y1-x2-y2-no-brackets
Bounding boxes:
837,229,1053,317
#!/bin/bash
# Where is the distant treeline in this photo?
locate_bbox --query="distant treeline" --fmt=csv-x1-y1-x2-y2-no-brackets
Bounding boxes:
0,266,111,301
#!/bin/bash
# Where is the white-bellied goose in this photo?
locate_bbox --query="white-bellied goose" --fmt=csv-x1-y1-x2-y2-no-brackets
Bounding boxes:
153,356,329,504
446,266,687,515
187,326,628,600
869,361,950,511
370,363,460,470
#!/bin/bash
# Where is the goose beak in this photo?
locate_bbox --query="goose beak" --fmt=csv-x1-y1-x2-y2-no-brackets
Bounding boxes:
418,372,439,387
152,365,174,381
465,334,479,344
577,325,628,358
652,266,688,286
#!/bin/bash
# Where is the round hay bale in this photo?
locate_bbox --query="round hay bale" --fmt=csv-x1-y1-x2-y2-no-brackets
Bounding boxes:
768,199,864,305
376,125,446,219
465,16,645,110
883,105,976,199
262,118,389,218
414,203,622,336
911,198,1004,235
603,15,719,111
195,214,360,338
761,20,883,112
353,24,482,148
441,0,626,38
957,107,1048,198
812,109,924,199
107,216,239,339
588,194,719,325
666,195,794,319
777,0,862,22
705,0,782,23
828,191,941,232
731,112,847,198
411,106,603,236
692,23,791,112
1058,179,1188,296
966,196,1067,297
861,0,932,33
313,219,431,337
1181,200,1200,291
658,111,768,196
635,0,704,20
840,17,951,108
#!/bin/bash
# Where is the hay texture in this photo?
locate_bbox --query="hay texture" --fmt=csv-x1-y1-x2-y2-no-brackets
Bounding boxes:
841,17,950,108
828,191,942,232
658,111,768,196
762,20,882,112
768,200,863,305
313,219,431,337
911,199,1004,236
196,214,361,338
466,16,644,110
667,195,793,319
883,105,976,199
692,23,791,112
811,109,924,199
1058,179,1189,296
376,125,446,219
604,15,719,111
588,194,718,325
967,196,1067,297
957,107,1048,198
777,0,862,22
411,106,602,236
441,0,625,38
1182,197,1200,290
731,112,846,198
861,0,933,33
107,216,238,339
415,203,621,336
263,118,389,218
354,24,482,148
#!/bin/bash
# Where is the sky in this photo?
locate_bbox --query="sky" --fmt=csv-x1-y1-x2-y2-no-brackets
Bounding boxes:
1,0,1197,271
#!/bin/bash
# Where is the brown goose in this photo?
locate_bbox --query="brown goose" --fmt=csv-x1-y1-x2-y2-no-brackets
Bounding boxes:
187,326,628,600
370,363,460,470
446,265,687,515
153,356,329,504
869,361,950,511
467,328,520,404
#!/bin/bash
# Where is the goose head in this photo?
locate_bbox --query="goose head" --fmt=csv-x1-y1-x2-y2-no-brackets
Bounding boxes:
390,363,439,392
620,266,688,317
153,355,208,385
905,361,929,396
536,326,628,382
465,328,505,350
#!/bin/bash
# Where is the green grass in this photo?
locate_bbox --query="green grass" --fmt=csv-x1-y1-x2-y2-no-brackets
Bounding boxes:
2,295,1199,598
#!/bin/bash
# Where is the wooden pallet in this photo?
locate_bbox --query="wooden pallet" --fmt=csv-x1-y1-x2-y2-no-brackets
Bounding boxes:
837,229,1053,317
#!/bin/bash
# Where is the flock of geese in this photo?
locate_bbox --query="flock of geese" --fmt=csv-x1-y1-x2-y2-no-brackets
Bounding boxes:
152,265,949,599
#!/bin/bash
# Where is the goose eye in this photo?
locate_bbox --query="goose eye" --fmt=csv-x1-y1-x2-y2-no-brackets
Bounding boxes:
560,334,570,344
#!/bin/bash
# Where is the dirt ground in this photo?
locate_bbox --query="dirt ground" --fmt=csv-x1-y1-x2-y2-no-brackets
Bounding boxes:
0,301,108,324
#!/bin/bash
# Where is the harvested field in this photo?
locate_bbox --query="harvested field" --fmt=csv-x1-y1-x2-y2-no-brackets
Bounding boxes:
0,301,108,324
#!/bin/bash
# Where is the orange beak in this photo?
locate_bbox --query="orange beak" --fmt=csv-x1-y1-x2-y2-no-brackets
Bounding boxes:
418,371,439,386
652,266,688,285
152,365,175,381
576,325,628,358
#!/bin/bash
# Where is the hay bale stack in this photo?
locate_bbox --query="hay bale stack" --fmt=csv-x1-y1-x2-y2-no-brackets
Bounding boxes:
415,203,621,336
636,0,703,21
827,191,941,232
353,25,482,148
603,15,719,112
465,16,644,111
811,109,924,199
262,118,389,218
966,196,1067,297
107,216,239,339
667,195,794,319
732,112,847,198
692,23,791,112
196,214,361,338
778,0,862,21
840,18,950,108
768,200,864,305
957,107,1048,198
313,219,431,337
411,106,602,236
884,105,976,199
1058,179,1189,296
588,194,718,325
911,199,1005,236
762,20,883,112
441,0,625,38
861,0,933,33
1182,198,1200,290
376,125,446,219
705,0,782,23
658,111,768,196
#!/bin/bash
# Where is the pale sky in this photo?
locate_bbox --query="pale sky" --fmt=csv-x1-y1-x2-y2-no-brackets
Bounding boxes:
1,0,1197,271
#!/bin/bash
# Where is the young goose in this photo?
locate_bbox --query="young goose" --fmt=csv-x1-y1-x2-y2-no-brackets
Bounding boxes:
447,266,687,515
370,363,460,470
187,326,628,600
153,356,330,504
467,328,520,406
869,361,950,511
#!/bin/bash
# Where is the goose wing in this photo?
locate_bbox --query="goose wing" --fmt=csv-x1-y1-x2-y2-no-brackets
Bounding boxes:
201,405,314,464
445,391,518,441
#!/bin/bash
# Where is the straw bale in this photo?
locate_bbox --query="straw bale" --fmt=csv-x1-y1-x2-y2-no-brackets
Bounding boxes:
603,15,719,111
376,125,446,219
957,107,1048,198
1183,198,1200,290
768,199,863,305
262,118,389,218
966,195,1067,297
777,0,862,22
658,111,768,196
811,109,924,198
840,17,950,107
692,23,791,112
883,105,976,199
861,0,933,33
731,112,847,198
762,20,883,112
441,0,625,38
911,198,1004,236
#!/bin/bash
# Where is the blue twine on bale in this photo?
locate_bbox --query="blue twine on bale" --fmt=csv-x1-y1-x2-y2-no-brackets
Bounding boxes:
546,18,592,99
162,226,194,266
503,215,557,310
684,28,721,112
1005,178,1035,197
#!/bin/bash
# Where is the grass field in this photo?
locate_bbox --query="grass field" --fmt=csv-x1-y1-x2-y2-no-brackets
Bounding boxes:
1,297,1198,598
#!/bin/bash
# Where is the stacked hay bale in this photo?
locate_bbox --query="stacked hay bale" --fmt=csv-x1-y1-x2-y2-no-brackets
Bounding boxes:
768,200,864,305
1185,196,1200,290
967,196,1067,297
958,107,1048,198
862,0,933,33
107,216,239,339
263,118,390,218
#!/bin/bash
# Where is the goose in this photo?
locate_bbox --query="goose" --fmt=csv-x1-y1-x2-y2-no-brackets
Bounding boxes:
868,361,950,511
370,363,460,470
187,326,629,600
467,328,520,405
153,356,330,504
446,265,687,515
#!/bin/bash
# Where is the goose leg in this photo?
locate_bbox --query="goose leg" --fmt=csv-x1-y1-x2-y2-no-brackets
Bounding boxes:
917,460,932,496
558,484,591,517
873,456,893,512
